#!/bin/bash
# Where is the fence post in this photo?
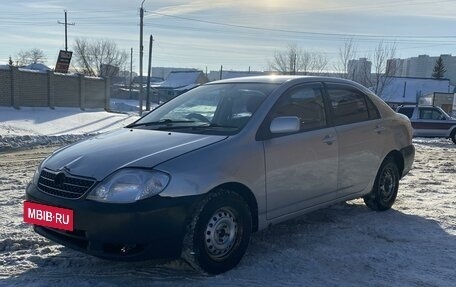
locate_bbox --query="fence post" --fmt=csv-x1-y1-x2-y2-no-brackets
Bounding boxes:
47,70,55,109
104,77,110,111
10,66,18,109
79,74,85,110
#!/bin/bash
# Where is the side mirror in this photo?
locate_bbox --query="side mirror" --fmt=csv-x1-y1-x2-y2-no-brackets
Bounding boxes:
270,116,300,134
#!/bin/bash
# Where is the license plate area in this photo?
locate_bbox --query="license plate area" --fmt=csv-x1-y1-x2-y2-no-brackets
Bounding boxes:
24,201,74,231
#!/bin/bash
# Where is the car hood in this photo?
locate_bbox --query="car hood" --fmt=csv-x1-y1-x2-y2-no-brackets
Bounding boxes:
42,128,227,180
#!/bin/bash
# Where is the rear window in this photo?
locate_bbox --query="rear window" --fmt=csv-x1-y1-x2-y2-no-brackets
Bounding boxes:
326,85,370,126
397,107,414,119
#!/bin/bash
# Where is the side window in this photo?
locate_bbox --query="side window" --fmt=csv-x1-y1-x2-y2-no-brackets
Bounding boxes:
397,107,414,119
327,85,370,125
366,96,380,120
419,108,443,120
271,84,327,132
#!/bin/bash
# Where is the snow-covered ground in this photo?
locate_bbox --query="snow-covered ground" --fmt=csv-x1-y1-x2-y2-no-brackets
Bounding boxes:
0,138,455,286
0,107,139,150
0,107,455,285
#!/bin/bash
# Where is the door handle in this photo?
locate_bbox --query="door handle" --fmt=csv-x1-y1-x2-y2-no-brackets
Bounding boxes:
322,134,336,145
374,125,386,134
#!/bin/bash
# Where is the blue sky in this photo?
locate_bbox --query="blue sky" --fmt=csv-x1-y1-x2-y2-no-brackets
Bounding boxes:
1,0,456,73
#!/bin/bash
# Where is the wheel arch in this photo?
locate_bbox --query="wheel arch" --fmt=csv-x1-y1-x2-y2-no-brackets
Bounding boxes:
449,127,456,144
450,126,456,137
383,150,405,178
209,182,259,233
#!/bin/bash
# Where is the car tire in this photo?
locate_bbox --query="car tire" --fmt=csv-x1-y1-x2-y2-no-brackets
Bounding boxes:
181,189,252,274
363,156,400,211
450,130,456,144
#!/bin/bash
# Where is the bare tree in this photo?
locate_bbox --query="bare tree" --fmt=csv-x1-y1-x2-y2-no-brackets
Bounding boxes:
335,38,358,79
15,48,47,66
269,43,300,75
269,43,328,75
312,53,329,75
366,41,397,96
335,39,397,97
72,38,128,77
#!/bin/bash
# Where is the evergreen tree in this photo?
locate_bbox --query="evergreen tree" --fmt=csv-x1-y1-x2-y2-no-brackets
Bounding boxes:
432,56,446,79
8,56,13,66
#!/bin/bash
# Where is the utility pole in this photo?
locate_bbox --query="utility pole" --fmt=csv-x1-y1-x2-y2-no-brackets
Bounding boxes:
130,48,133,98
57,10,75,51
146,35,154,110
220,65,223,80
139,0,146,116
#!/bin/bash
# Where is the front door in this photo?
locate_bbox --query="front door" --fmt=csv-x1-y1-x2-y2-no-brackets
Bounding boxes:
414,107,452,137
263,83,338,220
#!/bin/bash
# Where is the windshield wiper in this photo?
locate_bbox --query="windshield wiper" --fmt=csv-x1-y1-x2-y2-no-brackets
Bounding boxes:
192,123,239,129
127,119,195,128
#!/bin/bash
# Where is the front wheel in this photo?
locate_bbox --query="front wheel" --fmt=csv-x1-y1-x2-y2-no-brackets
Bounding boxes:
181,190,252,274
450,130,456,144
364,156,400,211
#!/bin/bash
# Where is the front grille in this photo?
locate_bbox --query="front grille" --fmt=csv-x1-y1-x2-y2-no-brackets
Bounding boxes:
37,169,96,199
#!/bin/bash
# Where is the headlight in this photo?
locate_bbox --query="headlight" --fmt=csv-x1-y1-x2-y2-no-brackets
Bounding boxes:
32,167,41,185
86,169,170,203
32,159,46,186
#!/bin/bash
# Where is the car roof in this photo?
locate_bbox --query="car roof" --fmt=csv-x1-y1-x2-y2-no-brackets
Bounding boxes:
399,105,438,108
206,75,362,86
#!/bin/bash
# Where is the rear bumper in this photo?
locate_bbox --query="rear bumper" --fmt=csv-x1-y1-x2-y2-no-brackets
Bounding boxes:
400,144,415,178
26,183,202,261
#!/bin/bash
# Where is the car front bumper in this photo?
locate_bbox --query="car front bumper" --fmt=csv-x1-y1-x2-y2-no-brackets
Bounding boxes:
26,183,202,261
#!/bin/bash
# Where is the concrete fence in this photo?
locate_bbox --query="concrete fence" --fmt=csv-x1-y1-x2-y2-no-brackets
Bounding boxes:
0,67,110,109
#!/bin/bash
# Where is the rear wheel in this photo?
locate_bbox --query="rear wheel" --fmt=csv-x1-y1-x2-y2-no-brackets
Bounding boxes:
181,189,252,274
364,156,400,211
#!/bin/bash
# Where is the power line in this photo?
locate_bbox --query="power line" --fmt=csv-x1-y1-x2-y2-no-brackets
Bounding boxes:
262,0,454,14
146,11,456,40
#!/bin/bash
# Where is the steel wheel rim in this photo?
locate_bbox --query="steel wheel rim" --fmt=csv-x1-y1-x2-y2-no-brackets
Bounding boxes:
204,208,238,260
379,167,396,202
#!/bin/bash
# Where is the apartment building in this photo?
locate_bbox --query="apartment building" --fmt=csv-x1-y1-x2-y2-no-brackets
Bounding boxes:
388,54,456,84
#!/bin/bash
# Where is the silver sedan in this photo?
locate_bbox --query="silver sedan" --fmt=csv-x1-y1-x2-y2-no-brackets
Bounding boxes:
25,76,414,274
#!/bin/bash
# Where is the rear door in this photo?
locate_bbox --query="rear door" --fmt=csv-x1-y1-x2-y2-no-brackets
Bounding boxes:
325,83,385,196
263,83,338,220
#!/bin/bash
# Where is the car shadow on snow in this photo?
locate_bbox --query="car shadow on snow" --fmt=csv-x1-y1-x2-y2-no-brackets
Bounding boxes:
244,202,456,286
3,202,455,287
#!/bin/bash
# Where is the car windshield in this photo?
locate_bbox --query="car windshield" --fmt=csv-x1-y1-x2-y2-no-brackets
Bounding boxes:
129,83,278,135
440,108,455,119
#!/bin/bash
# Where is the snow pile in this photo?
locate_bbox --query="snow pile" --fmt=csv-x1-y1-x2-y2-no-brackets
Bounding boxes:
0,107,139,150
23,63,51,72
110,99,159,113
160,71,202,88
